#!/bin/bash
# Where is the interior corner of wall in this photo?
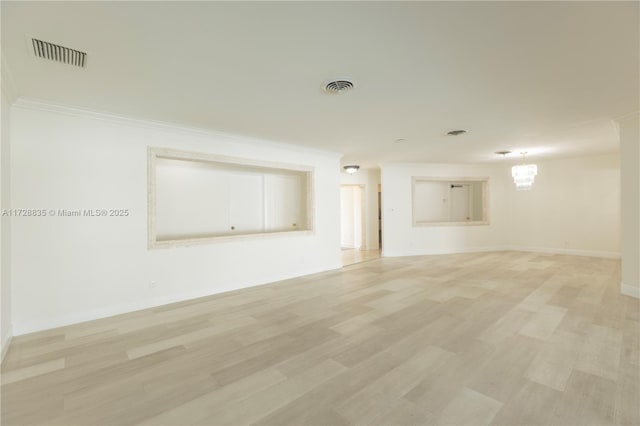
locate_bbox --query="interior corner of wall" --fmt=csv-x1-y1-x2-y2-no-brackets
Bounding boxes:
1,327,13,363
1,55,19,106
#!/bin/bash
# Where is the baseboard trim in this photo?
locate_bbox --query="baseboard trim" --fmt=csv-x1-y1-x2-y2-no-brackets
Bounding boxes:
506,246,621,259
621,282,640,299
383,246,508,257
382,246,621,260
1,331,13,363
12,263,342,336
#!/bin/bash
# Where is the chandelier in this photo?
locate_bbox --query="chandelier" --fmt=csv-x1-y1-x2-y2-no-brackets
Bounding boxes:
512,152,537,191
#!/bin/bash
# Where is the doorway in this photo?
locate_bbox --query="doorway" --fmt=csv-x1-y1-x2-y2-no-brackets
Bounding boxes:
340,185,365,249
340,184,381,266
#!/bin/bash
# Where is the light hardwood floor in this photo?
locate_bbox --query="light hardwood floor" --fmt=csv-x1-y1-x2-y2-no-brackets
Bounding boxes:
341,249,381,266
2,251,639,425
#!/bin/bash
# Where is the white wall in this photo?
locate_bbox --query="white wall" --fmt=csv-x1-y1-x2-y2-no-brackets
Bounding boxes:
340,169,380,250
381,163,509,257
619,114,640,298
507,154,620,258
381,155,621,259
10,100,342,335
1,79,13,359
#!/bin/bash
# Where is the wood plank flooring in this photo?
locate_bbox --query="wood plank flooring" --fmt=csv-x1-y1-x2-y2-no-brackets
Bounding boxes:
341,249,381,266
1,251,638,425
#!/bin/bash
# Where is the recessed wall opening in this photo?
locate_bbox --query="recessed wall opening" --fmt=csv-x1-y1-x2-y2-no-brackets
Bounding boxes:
148,148,314,248
412,177,489,226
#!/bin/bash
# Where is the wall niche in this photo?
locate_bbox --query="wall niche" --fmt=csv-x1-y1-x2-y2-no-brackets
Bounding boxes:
412,177,489,226
148,147,314,248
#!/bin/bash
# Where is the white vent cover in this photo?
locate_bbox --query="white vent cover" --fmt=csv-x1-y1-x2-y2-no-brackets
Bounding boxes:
31,38,86,68
323,78,355,94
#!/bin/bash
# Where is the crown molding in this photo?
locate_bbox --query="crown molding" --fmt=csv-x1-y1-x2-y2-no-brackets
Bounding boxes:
12,98,343,160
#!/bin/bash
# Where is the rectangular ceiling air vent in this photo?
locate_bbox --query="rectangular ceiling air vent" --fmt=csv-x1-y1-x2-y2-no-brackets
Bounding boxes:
31,38,86,68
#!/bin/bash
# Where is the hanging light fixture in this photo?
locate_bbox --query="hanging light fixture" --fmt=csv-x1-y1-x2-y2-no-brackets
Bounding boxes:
512,152,537,191
343,165,360,174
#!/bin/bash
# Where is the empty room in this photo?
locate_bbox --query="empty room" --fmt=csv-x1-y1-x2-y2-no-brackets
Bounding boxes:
1,1,639,425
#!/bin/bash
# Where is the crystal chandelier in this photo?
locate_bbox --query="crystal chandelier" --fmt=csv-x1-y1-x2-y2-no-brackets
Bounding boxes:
512,152,537,191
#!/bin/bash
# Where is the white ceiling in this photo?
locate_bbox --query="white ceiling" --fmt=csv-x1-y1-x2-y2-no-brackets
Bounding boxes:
2,1,638,167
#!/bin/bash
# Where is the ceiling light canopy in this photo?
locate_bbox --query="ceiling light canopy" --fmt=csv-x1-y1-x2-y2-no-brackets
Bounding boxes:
512,152,537,191
343,165,360,174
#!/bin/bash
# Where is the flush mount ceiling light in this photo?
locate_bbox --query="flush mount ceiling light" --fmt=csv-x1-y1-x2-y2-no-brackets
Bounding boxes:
495,150,512,156
512,152,538,191
446,129,468,136
323,78,355,94
343,165,360,174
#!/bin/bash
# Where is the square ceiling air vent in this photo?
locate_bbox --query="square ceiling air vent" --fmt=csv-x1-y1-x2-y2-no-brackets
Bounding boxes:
31,38,86,68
